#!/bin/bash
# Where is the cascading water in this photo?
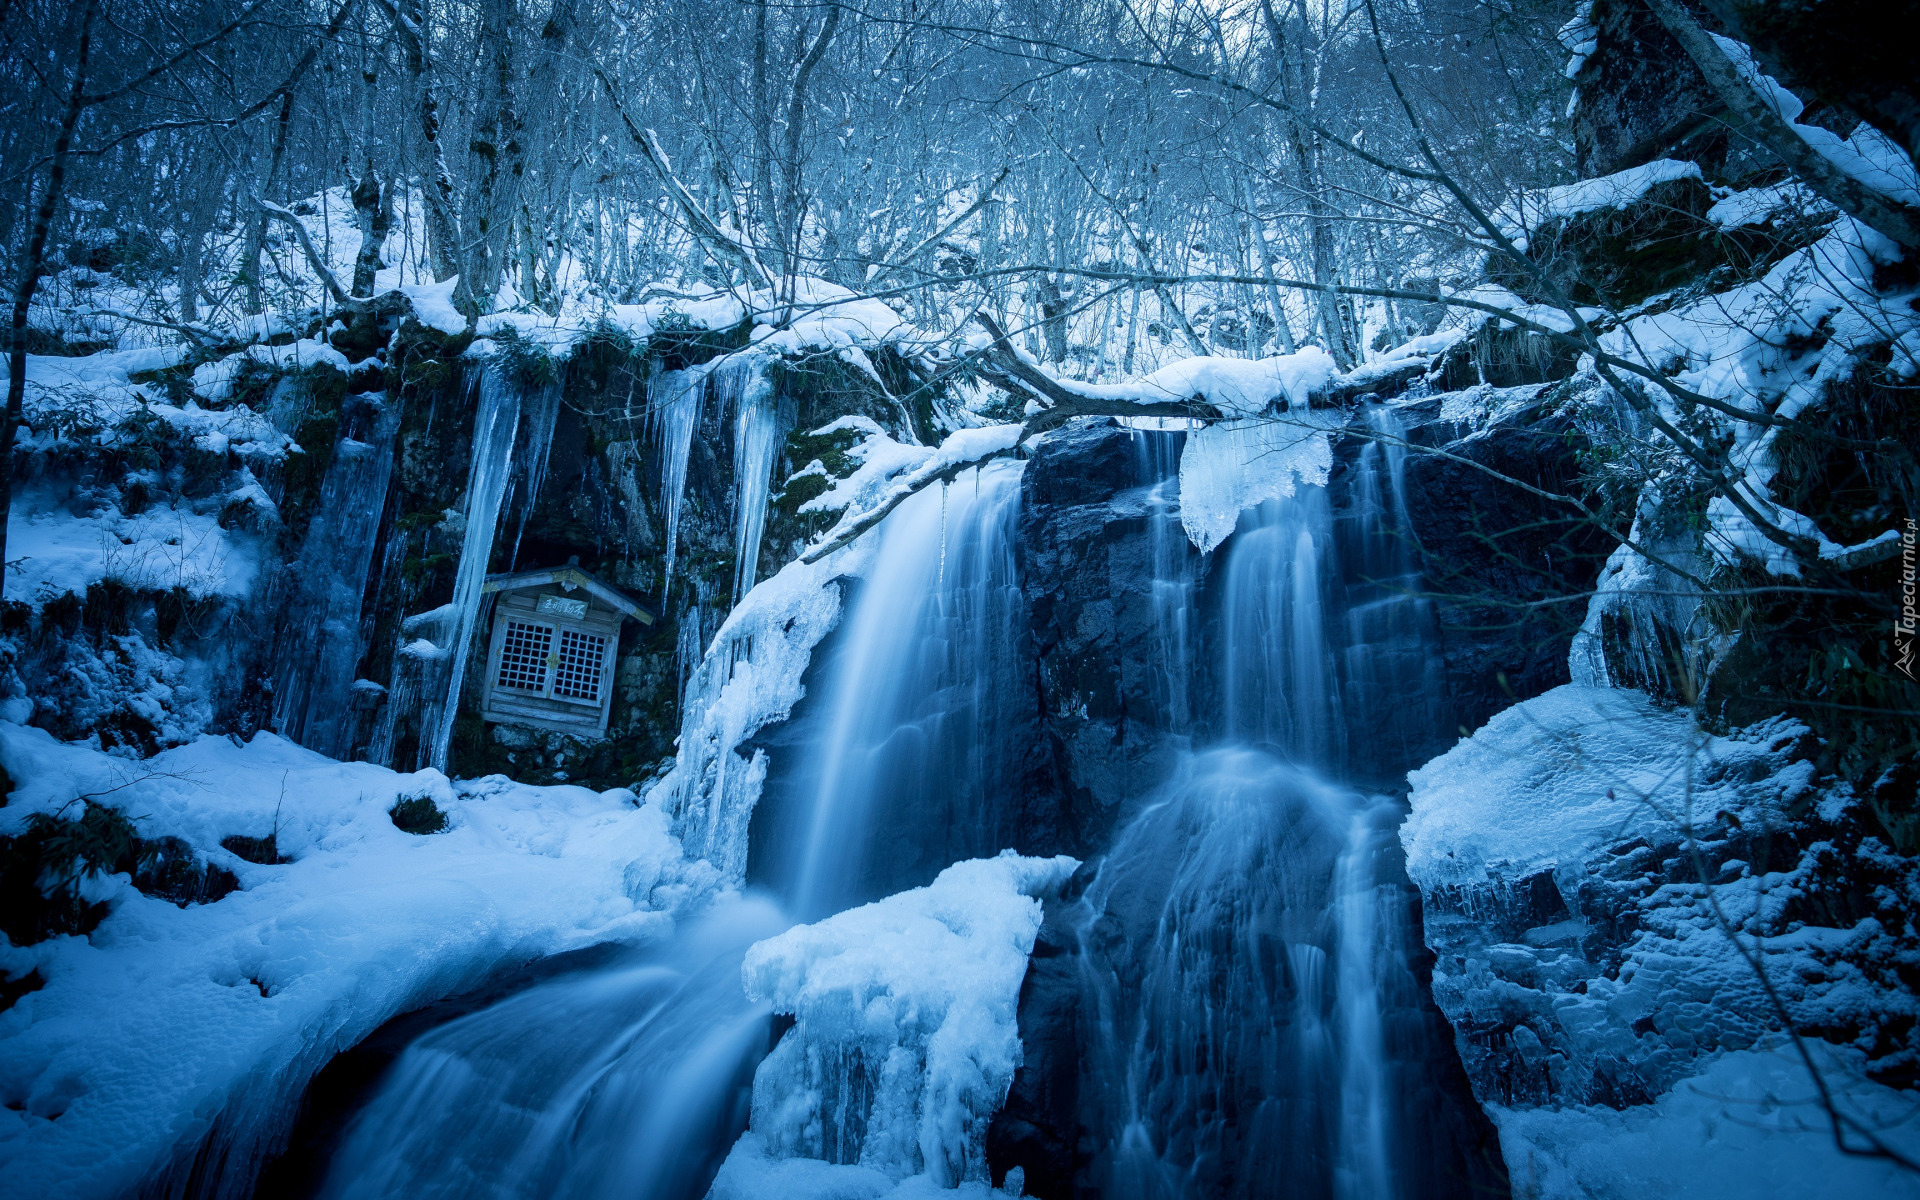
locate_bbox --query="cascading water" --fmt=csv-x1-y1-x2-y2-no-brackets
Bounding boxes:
759,458,1031,918
1132,426,1198,736
315,459,1035,1198
308,406,1485,1200
1065,407,1463,1200
1067,751,1401,1200
314,897,786,1200
272,394,398,759
1336,409,1448,776
1222,484,1340,764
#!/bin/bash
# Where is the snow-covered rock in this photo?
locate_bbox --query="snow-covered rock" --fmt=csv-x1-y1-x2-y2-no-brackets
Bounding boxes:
1404,685,1920,1198
719,852,1077,1193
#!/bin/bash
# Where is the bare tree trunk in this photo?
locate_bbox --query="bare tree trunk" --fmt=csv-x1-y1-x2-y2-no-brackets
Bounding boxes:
4,0,99,598
751,0,776,272
242,90,297,314
777,5,841,289
351,163,390,296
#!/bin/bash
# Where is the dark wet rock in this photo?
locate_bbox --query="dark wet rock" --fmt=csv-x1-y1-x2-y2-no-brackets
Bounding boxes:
1398,393,1611,740
1017,421,1207,850
985,907,1083,1199
1571,0,1730,179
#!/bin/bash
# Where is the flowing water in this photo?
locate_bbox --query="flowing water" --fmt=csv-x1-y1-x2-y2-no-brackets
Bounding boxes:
756,458,1031,918
1063,424,1432,1199
310,411,1472,1200
315,898,785,1200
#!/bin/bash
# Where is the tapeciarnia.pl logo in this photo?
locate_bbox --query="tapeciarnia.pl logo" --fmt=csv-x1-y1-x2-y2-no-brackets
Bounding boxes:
1899,518,1917,681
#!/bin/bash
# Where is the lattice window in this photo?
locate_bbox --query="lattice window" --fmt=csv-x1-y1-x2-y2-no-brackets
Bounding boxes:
552,628,607,700
497,620,553,692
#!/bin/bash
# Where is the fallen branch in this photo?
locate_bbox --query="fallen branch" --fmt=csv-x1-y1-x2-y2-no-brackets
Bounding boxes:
970,310,1224,431
799,445,1024,565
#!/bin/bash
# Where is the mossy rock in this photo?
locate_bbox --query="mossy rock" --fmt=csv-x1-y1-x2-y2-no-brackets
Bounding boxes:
220,832,289,864
1489,174,1720,310
135,836,241,906
0,802,238,945
390,794,449,835
1432,324,1582,391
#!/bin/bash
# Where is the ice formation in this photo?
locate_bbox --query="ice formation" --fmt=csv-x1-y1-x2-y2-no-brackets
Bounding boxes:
719,353,781,600
648,362,711,594
725,852,1078,1189
1177,412,1339,554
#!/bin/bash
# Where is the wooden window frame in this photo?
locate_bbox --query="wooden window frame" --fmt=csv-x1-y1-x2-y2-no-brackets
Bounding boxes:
480,589,622,737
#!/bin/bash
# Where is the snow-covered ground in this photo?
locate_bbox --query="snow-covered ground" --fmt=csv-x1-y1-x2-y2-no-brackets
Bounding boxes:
5,488,261,605
1497,1039,1920,1200
0,721,713,1200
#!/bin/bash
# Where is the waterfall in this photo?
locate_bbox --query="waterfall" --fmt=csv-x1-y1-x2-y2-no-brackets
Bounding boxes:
314,897,785,1200
1068,751,1401,1200
1222,485,1340,765
309,405,1480,1200
421,365,559,774
1336,408,1447,777
272,393,398,759
1060,407,1463,1200
1220,409,1445,781
766,458,1030,918
1133,427,1198,735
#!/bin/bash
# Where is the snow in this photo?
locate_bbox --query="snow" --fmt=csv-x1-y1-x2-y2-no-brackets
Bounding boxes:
144,399,293,461
3,349,185,428
1402,685,1920,1196
728,852,1078,1188
710,1134,1014,1200
0,721,704,1200
797,424,935,519
4,491,259,605
1706,181,1824,229
1402,684,1796,889
1493,160,1703,251
1712,34,1920,209
788,421,1024,563
747,278,913,355
1591,202,1919,574
399,277,468,335
1556,1,1596,78
1177,411,1339,553
1494,1040,1920,1200
1048,346,1338,417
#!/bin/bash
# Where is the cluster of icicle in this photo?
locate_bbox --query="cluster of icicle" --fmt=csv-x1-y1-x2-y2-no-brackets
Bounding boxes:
646,350,782,604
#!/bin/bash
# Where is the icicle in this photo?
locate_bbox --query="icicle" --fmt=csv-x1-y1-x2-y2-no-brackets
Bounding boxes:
937,480,949,595
272,396,400,759
425,366,524,773
508,379,562,565
720,355,780,603
649,364,708,598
